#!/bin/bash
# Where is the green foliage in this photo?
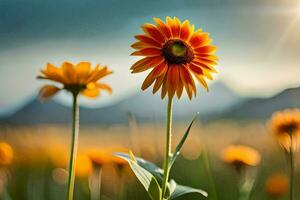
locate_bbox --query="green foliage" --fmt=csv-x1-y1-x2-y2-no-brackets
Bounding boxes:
169,180,208,199
116,115,207,199
116,152,163,184
149,177,162,200
116,152,162,200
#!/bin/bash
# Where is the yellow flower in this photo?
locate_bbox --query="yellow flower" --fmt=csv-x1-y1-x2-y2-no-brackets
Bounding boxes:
109,147,128,168
75,154,92,178
269,109,300,152
37,62,112,100
111,155,127,168
265,172,289,198
0,142,13,166
131,17,218,100
222,145,261,167
87,149,112,167
49,149,68,168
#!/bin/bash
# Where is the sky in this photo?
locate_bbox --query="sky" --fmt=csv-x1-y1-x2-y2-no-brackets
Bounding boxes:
1,0,300,115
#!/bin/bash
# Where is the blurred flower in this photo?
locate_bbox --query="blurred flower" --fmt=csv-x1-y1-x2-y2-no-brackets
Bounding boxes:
111,156,127,169
131,16,218,99
87,149,112,167
265,172,289,198
37,62,112,100
47,144,68,168
222,145,261,169
110,147,129,169
76,154,92,178
0,142,13,166
52,168,68,185
269,109,300,152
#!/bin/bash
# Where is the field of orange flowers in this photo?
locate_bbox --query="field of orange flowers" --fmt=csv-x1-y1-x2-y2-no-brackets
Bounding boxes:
1,119,300,200
1,16,300,200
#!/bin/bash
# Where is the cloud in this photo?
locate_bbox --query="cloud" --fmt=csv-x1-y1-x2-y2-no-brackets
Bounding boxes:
0,0,300,113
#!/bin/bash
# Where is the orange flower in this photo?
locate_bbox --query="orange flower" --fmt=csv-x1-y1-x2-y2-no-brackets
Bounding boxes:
0,142,14,166
37,62,112,100
75,154,92,178
131,17,218,99
111,156,127,168
222,145,261,167
87,149,112,167
265,172,289,198
269,109,300,152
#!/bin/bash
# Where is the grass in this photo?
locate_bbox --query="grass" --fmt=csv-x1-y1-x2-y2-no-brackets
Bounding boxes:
0,120,298,199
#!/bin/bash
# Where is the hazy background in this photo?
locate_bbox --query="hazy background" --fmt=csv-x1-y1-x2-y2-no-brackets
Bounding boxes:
1,1,300,200
1,0,300,116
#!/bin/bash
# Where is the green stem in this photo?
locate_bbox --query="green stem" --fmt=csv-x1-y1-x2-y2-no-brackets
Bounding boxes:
66,93,80,200
289,136,294,200
161,97,173,200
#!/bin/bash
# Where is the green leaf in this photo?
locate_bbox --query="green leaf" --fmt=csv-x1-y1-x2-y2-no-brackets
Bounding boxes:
115,153,162,200
169,114,198,169
149,177,162,200
116,152,163,183
169,182,208,199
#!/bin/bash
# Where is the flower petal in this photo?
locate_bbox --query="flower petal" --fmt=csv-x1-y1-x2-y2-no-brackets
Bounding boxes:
130,57,154,70
195,75,209,91
131,56,164,73
41,63,64,83
189,31,212,48
81,87,100,98
166,65,179,99
179,66,196,99
203,69,214,80
62,62,77,84
131,48,162,56
188,63,204,75
194,58,218,66
167,17,180,37
194,45,217,54
194,54,219,61
172,66,180,97
180,20,193,40
141,71,156,90
153,72,167,94
191,60,217,73
76,62,91,83
87,66,113,82
153,17,172,38
96,83,113,94
131,41,160,49
152,62,168,77
142,23,166,43
38,85,61,101
176,80,184,98
161,79,168,99
134,35,162,47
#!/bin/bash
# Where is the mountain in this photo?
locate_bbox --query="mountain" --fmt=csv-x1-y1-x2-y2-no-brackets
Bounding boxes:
0,82,242,125
216,86,300,120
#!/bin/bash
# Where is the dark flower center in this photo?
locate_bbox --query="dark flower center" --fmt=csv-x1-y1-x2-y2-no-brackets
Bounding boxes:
278,123,298,135
162,39,194,65
64,84,87,95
